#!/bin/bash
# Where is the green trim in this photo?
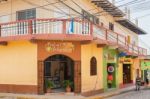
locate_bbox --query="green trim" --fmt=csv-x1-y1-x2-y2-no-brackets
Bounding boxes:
141,61,150,70
103,47,119,92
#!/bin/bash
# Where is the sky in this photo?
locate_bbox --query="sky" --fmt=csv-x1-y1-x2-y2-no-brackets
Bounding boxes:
111,0,150,55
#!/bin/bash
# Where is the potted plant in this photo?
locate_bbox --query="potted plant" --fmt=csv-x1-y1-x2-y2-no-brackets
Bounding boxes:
45,79,54,93
63,80,73,92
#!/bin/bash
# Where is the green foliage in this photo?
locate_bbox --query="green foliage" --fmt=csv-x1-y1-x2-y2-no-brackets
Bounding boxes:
45,79,54,89
63,80,73,88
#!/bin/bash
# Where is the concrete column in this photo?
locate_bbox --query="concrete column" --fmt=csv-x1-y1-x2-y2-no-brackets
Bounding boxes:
38,60,44,94
74,61,81,93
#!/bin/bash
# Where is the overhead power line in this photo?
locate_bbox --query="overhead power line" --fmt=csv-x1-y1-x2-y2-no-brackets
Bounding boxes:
94,0,139,15
0,0,68,19
44,0,72,17
131,13,150,20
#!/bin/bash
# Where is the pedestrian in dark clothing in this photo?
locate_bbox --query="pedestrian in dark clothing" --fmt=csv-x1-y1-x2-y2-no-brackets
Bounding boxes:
146,75,149,86
135,76,141,91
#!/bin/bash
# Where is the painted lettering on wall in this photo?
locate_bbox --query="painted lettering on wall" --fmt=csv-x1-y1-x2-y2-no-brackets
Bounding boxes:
45,42,75,53
123,58,132,63
107,53,115,61
119,57,133,64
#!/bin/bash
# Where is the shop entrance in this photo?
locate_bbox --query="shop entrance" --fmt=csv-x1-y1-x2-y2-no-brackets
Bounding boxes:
44,54,74,92
107,63,116,89
123,64,131,84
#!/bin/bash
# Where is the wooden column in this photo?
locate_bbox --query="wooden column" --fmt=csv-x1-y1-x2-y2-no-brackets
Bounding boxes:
28,20,33,34
37,60,44,94
74,61,81,93
62,20,66,34
0,25,1,37
105,29,108,40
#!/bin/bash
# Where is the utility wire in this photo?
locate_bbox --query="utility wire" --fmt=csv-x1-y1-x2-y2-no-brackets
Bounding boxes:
94,0,144,16
94,0,139,15
115,0,126,3
0,0,148,53
130,0,150,11
131,13,150,20
22,0,71,15
0,0,68,19
44,0,72,17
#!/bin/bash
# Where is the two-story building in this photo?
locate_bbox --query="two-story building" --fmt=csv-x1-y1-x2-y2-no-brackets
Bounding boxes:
0,0,147,95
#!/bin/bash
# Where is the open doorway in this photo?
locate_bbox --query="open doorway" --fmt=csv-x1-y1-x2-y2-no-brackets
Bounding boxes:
107,63,116,89
123,64,131,84
44,54,74,93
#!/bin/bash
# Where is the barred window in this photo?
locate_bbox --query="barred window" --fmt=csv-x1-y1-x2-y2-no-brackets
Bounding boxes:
90,57,97,76
17,8,36,20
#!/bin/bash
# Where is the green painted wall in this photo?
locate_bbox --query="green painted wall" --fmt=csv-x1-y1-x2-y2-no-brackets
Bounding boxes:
141,61,150,70
103,47,119,91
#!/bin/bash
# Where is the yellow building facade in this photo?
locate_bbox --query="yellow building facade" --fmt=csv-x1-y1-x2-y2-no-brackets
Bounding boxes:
0,0,147,95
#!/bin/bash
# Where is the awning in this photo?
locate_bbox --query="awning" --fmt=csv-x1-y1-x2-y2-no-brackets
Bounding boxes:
116,19,147,35
91,0,125,17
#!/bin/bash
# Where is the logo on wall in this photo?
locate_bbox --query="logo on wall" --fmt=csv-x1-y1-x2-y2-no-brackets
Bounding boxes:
45,42,75,53
107,53,115,61
108,66,115,73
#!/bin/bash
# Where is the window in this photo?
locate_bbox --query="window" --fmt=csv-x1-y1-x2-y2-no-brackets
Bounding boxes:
90,57,97,76
16,8,36,34
109,22,114,31
17,8,36,20
82,10,99,24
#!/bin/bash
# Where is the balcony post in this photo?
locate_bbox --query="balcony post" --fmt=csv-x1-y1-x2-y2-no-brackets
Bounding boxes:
28,20,33,34
138,47,140,55
90,22,93,36
142,49,144,56
145,49,147,56
0,25,1,37
62,20,66,34
132,45,134,54
125,37,127,46
117,34,118,45
106,29,108,40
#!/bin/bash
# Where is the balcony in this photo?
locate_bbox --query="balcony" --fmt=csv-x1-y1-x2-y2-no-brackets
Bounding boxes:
0,19,93,41
0,18,147,56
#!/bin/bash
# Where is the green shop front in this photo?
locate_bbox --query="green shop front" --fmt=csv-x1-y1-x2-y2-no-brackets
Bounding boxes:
141,60,150,82
103,47,119,91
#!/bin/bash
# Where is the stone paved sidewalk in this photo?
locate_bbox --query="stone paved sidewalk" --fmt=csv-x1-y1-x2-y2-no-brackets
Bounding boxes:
0,85,148,99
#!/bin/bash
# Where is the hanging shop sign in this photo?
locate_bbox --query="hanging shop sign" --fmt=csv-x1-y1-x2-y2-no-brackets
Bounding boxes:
123,58,132,64
120,58,133,64
108,66,115,73
45,42,75,53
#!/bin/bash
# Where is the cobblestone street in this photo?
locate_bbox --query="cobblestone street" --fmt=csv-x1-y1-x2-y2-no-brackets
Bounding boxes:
106,89,150,99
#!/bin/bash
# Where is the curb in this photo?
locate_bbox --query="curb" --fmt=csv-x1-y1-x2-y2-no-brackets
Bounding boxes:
86,87,149,99
85,89,135,99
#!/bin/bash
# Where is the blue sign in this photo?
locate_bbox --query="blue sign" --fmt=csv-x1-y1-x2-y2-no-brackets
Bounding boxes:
118,52,127,57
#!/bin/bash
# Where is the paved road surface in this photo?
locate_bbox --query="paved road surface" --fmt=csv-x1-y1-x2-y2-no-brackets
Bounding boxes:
106,89,150,99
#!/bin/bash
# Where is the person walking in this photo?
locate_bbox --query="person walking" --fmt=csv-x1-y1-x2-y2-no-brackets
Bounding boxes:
135,75,141,91
146,74,149,87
